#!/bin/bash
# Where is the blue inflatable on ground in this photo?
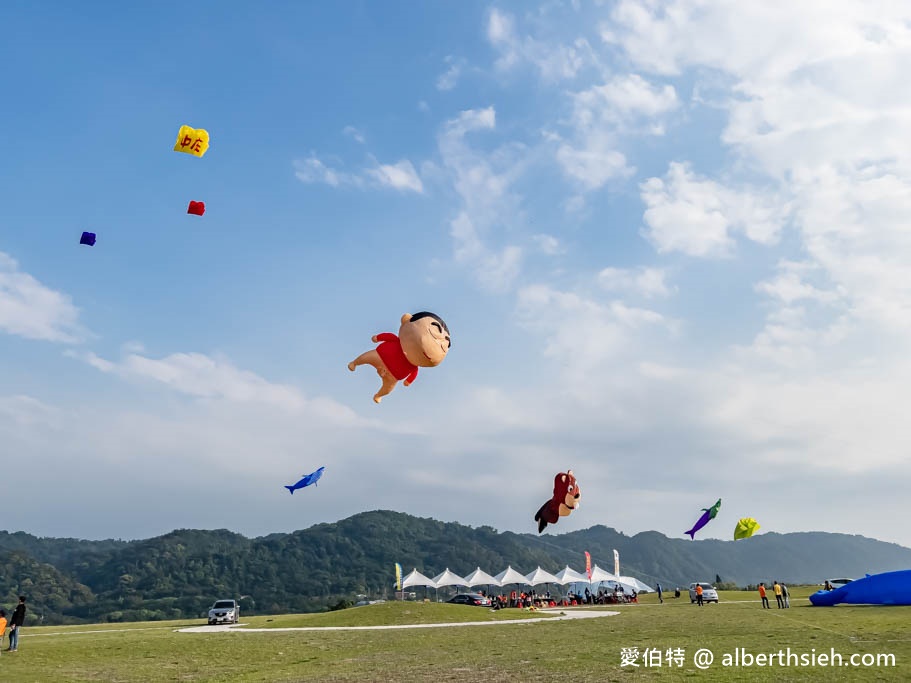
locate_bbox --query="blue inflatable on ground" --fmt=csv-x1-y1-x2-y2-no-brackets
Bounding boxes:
809,570,911,606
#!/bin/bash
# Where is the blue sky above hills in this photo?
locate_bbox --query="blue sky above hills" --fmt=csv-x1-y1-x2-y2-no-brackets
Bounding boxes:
2,0,910,548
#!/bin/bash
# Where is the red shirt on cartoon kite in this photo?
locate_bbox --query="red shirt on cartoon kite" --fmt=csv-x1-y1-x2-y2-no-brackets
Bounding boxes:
348,312,451,403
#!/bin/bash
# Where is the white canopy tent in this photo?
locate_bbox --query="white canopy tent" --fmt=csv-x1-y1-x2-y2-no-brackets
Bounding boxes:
619,576,654,593
554,566,589,585
588,565,616,583
431,568,469,588
524,567,561,586
495,566,529,587
588,565,640,593
402,569,437,588
464,567,501,587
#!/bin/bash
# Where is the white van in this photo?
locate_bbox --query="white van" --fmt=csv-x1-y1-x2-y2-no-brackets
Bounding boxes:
208,599,239,625
688,582,719,603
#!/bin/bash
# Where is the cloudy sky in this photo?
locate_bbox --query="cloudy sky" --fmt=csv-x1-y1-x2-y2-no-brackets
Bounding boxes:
2,0,910,549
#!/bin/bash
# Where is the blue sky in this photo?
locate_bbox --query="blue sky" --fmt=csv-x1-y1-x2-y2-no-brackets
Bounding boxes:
3,0,911,551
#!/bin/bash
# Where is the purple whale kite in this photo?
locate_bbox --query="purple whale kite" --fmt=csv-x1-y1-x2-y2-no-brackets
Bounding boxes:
285,466,325,494
685,498,721,539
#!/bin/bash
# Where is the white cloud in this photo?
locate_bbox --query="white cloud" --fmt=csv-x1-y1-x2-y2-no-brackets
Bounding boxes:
597,1,911,477
640,162,788,257
342,125,365,144
446,106,496,135
0,252,87,344
365,160,424,193
604,1,911,349
599,0,888,81
450,213,522,292
703,362,911,473
437,107,528,291
754,261,843,306
0,394,61,429
486,8,592,82
602,0,911,176
515,282,674,393
65,348,384,430
294,155,424,194
436,55,465,91
555,141,631,191
580,73,679,119
532,234,564,255
789,166,911,333
293,155,362,188
555,74,679,191
598,266,674,298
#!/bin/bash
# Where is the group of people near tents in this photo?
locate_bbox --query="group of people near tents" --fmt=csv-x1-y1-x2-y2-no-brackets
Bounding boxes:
482,586,639,609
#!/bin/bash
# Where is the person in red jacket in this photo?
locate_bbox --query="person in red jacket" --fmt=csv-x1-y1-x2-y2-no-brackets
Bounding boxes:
758,583,770,609
348,312,451,403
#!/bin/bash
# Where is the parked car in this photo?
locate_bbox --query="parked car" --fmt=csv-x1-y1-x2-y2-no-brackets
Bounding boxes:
208,599,239,625
447,593,492,606
688,582,719,603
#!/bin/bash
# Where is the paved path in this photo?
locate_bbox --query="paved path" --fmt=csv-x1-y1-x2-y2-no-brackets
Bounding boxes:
177,608,620,634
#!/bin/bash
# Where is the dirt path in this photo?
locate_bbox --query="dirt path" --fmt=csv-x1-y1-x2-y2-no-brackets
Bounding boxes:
176,608,621,633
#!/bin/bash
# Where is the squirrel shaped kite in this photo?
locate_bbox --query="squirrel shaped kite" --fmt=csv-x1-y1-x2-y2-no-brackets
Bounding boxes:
534,470,581,533
348,311,451,403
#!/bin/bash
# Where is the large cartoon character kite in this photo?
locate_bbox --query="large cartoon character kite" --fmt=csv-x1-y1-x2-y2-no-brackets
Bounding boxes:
685,498,721,539
534,470,581,533
348,312,451,403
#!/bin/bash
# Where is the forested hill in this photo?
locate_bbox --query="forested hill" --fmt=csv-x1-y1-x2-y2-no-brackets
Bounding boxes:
1,511,909,625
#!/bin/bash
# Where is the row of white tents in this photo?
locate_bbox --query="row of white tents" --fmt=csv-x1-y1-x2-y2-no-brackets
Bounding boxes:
402,565,654,594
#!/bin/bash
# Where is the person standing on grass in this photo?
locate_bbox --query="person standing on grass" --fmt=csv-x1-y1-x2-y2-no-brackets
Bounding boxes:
782,583,790,608
656,583,663,603
0,610,7,654
773,581,784,608
7,596,26,652
695,583,704,606
758,583,770,609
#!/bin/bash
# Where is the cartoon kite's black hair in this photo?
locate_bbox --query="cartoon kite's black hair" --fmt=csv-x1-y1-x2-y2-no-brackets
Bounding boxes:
410,311,449,335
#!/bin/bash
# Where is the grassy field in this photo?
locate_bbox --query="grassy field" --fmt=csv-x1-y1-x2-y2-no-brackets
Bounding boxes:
2,587,908,681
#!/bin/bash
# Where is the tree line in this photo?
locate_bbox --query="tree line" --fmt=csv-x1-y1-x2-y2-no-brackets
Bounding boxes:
1,510,908,625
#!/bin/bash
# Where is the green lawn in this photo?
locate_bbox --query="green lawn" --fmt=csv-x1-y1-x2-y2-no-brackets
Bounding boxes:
3,588,909,681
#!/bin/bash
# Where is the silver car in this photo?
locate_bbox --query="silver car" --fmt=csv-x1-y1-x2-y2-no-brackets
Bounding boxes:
688,582,719,603
208,599,239,624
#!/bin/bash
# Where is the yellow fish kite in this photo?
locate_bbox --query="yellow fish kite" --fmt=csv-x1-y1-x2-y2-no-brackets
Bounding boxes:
173,125,210,157
733,517,761,540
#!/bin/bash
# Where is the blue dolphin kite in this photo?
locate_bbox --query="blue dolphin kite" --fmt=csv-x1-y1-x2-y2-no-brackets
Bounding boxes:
285,466,325,494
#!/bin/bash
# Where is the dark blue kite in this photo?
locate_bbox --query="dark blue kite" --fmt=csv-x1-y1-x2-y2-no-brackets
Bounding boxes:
80,231,96,246
285,466,325,494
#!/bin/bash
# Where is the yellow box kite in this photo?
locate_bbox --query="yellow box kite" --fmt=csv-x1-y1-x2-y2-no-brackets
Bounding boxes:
173,125,210,157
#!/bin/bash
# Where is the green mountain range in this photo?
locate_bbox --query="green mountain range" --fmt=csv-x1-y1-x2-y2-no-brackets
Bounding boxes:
1,510,908,625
